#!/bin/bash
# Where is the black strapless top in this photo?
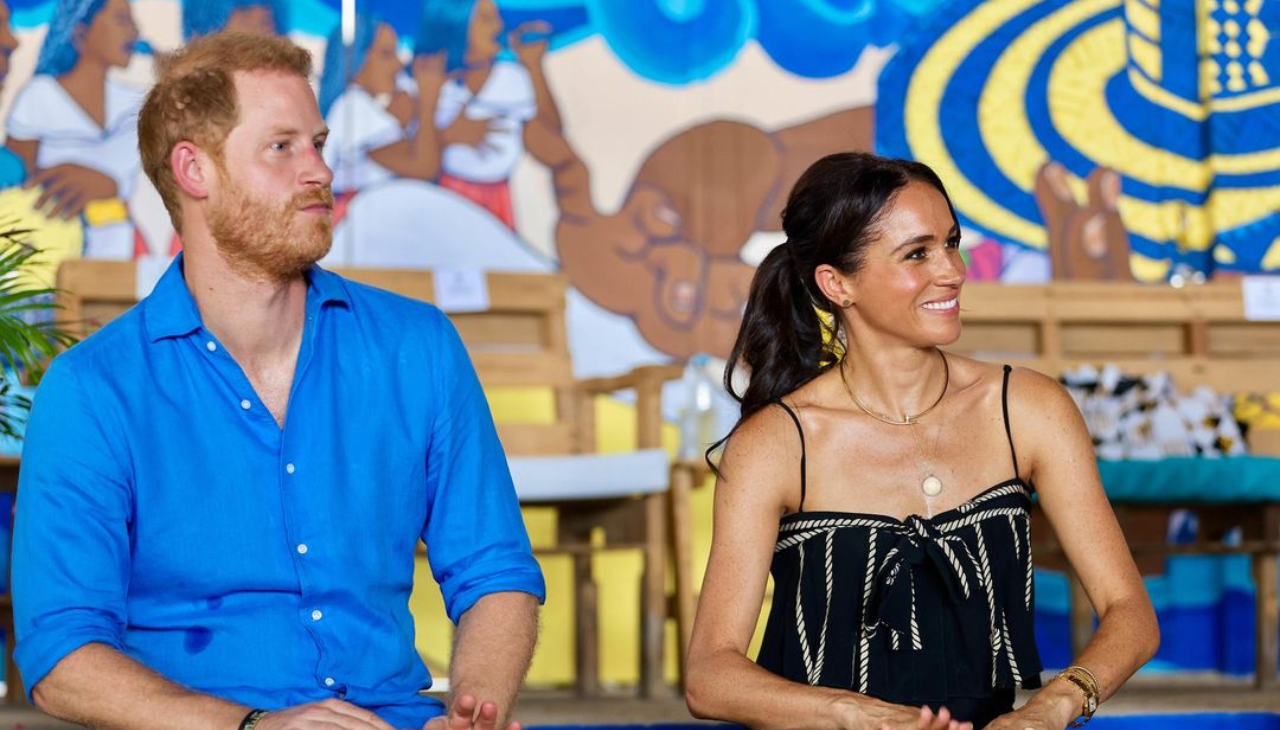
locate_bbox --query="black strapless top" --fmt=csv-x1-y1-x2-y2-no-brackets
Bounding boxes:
757,365,1042,729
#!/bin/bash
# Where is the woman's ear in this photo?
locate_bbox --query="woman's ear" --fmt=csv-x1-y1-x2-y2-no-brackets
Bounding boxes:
814,264,856,309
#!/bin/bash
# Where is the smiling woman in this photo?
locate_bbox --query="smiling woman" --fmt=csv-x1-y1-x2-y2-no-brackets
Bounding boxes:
683,152,1160,730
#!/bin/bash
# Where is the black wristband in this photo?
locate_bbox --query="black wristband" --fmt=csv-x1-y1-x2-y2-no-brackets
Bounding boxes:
239,709,269,730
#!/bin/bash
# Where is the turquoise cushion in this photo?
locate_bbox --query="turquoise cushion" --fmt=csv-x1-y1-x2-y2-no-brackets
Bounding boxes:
1098,456,1280,503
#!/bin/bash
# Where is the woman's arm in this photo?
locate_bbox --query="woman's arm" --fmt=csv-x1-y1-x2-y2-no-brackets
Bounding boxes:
366,55,495,181
685,405,969,730
511,22,562,134
991,370,1159,730
7,137,37,173
7,137,120,220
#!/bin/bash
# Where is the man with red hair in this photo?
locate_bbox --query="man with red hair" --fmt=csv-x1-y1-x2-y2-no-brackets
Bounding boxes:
13,33,543,730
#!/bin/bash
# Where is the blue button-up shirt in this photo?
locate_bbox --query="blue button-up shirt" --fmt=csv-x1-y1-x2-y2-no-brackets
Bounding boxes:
12,257,545,727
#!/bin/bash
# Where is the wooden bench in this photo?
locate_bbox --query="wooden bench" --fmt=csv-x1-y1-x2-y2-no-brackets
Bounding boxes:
955,280,1280,687
3,259,683,701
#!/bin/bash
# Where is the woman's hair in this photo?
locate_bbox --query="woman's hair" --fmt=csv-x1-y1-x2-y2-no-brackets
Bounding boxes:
318,13,382,118
35,0,110,76
182,0,288,40
712,152,956,462
414,0,477,73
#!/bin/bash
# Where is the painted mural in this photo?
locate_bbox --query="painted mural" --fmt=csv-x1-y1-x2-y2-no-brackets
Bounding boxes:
0,0,1274,684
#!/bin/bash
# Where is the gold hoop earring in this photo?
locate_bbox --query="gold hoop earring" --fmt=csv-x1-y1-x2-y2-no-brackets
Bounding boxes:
841,299,852,308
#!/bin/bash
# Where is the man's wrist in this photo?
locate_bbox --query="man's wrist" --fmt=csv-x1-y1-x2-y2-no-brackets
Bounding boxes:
238,708,269,730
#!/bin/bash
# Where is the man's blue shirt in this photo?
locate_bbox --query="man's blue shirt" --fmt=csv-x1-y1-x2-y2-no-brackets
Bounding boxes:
12,257,545,727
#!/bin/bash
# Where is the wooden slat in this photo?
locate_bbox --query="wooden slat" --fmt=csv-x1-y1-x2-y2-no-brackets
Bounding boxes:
452,313,549,349
1248,429,1280,457
495,423,578,456
959,283,1049,320
56,259,137,338
1207,325,1280,356
472,353,574,387
953,323,1040,357
956,280,1280,398
1060,324,1186,356
335,268,568,312
1049,282,1195,322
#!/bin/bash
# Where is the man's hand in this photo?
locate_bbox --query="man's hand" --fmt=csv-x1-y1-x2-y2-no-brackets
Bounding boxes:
256,699,399,730
422,695,518,730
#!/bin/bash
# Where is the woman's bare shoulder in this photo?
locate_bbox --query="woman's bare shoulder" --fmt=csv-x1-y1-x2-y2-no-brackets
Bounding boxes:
723,400,805,465
945,354,1067,402
717,399,809,508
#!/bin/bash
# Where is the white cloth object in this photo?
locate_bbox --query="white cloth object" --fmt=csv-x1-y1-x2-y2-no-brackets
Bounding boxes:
434,60,535,183
323,85,406,194
509,449,669,503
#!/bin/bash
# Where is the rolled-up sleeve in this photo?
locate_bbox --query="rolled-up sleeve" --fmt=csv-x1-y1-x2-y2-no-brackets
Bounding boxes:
419,311,545,624
12,359,133,698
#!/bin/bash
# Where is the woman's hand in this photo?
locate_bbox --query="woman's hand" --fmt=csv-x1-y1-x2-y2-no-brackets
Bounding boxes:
26,164,119,220
508,21,551,68
984,683,1078,730
837,696,973,730
386,90,414,128
412,52,448,98
441,115,501,150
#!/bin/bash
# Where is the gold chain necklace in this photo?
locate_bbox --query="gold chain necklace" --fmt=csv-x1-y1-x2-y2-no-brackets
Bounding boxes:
845,350,950,426
844,350,950,498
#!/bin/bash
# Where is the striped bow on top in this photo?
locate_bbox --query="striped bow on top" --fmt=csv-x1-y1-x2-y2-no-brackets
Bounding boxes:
758,481,1043,703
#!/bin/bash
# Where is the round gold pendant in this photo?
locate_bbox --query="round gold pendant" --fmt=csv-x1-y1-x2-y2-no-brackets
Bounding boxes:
921,475,943,497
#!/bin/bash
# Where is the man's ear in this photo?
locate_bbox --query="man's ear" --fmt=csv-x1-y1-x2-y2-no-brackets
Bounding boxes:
814,263,857,309
171,142,213,200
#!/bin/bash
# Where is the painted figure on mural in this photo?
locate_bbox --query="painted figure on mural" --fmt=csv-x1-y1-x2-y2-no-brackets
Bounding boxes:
415,0,557,230
0,0,23,190
525,106,876,359
318,14,456,221
1035,163,1133,281
5,0,143,260
182,0,287,39
317,1,557,270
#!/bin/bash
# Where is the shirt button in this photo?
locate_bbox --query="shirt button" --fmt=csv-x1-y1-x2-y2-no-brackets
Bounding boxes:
286,463,296,474
296,543,308,555
205,341,217,352
311,609,323,621
324,677,336,687
240,399,252,410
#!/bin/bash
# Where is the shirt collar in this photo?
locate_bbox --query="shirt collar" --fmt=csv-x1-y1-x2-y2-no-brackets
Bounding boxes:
144,254,352,343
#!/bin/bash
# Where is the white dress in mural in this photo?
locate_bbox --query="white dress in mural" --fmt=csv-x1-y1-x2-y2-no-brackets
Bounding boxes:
434,59,536,185
6,75,145,260
323,84,404,195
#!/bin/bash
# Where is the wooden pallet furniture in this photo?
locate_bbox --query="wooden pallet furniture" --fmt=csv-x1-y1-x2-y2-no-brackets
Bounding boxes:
955,280,1280,688
11,259,683,700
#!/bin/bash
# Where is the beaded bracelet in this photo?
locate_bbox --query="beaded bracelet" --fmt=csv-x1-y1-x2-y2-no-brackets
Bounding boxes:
239,709,270,730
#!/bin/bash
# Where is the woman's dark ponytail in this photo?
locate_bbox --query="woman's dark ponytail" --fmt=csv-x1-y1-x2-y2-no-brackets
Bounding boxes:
723,243,832,423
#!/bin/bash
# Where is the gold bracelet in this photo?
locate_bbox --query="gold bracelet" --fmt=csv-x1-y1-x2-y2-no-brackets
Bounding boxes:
1057,666,1100,727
